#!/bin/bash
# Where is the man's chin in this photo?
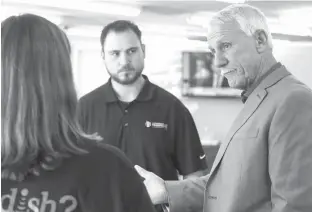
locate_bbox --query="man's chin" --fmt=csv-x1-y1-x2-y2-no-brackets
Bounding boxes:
119,80,137,85
227,80,246,90
112,76,140,85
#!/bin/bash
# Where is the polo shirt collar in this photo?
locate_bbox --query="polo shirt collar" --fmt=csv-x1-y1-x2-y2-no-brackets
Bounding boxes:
102,80,119,103
136,75,155,102
103,75,155,103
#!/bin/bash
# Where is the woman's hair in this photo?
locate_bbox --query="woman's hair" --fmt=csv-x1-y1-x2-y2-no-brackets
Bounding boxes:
211,4,273,49
1,14,100,167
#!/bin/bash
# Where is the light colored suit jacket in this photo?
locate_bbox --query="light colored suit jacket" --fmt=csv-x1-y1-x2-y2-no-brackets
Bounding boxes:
166,66,312,212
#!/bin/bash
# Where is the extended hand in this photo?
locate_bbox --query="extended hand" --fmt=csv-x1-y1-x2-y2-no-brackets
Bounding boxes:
134,165,169,205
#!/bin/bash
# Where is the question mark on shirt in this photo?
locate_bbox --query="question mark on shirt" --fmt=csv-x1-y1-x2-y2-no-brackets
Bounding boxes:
59,195,78,212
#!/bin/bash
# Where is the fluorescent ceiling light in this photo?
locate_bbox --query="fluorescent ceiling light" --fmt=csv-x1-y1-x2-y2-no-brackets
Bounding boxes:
1,6,21,20
66,24,206,39
2,0,141,17
186,12,215,28
66,26,102,38
278,7,312,28
269,23,311,37
187,11,312,37
141,23,206,38
143,24,189,36
267,7,312,37
215,0,246,3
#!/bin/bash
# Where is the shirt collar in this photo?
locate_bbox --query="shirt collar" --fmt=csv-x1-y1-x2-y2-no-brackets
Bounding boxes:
136,75,155,102
102,80,118,103
103,75,155,103
241,62,282,103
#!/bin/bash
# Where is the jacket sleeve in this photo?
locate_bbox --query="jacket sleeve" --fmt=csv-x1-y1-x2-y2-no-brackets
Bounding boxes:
165,175,209,212
269,90,312,212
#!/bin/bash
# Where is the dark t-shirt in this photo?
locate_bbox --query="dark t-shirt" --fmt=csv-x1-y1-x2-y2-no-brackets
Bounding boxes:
1,143,155,212
78,76,207,181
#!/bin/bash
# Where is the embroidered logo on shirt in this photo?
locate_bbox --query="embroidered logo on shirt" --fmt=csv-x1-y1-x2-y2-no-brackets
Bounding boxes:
145,121,168,130
145,121,152,128
199,154,206,160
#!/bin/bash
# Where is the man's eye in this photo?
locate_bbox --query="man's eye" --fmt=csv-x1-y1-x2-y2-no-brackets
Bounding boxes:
222,43,231,51
128,49,136,54
110,52,119,57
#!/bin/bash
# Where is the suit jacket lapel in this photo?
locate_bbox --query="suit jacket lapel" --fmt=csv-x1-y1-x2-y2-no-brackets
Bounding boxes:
209,66,291,176
209,90,267,174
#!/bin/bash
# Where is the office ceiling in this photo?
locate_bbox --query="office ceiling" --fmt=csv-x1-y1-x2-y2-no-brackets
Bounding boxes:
122,0,312,16
2,0,312,40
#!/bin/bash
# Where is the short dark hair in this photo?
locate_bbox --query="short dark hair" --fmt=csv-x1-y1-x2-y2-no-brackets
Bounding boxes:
100,20,142,51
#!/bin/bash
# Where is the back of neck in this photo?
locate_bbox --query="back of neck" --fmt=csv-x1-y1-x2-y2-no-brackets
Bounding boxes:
249,54,277,88
257,54,278,79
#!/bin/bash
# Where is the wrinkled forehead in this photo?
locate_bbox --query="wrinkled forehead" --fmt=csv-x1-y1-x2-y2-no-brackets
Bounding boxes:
207,20,246,46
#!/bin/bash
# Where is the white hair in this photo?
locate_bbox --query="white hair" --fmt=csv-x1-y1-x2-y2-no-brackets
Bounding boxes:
211,4,273,49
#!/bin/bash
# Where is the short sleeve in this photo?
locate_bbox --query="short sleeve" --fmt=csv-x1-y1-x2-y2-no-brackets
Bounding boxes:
170,101,207,175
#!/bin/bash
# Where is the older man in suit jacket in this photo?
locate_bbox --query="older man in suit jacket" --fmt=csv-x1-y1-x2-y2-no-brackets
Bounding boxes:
135,4,312,212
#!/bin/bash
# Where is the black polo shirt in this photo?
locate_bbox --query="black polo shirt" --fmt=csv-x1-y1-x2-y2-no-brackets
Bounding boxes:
78,75,207,180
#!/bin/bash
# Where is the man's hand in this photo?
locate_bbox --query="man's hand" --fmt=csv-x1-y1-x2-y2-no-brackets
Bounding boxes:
134,165,169,205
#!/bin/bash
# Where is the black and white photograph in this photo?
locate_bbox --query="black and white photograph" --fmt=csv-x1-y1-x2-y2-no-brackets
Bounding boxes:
2,1,312,212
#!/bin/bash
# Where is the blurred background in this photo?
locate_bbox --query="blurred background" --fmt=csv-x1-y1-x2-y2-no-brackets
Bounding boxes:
2,0,312,168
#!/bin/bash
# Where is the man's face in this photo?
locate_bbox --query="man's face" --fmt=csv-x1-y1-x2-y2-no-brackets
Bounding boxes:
207,21,260,90
102,30,145,85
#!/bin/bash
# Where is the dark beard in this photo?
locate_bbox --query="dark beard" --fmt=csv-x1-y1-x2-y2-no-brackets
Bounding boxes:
110,71,142,85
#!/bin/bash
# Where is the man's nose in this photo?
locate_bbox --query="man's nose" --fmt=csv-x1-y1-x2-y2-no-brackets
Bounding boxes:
214,53,228,69
119,53,130,66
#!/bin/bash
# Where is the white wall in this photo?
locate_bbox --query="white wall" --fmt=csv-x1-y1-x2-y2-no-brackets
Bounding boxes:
273,40,312,88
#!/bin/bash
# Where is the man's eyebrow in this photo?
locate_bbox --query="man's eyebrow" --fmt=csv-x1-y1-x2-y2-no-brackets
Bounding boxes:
213,38,228,50
127,46,139,51
107,49,120,52
107,46,138,52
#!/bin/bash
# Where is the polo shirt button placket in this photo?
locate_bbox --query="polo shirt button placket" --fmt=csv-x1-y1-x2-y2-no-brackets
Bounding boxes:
123,108,129,127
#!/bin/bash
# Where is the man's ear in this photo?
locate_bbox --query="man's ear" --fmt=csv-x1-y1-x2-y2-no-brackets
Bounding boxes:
253,29,269,53
141,43,146,58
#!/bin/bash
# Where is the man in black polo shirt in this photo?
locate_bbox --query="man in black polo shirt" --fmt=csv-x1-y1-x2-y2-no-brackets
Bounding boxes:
78,20,207,182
